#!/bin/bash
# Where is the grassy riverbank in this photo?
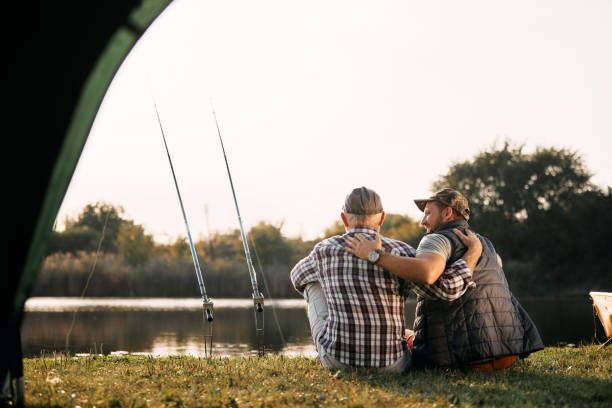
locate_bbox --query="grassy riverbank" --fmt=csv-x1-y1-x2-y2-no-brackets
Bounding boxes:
24,346,611,407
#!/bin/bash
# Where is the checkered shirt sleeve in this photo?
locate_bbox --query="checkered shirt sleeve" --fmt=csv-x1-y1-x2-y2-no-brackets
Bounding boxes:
377,235,474,301
290,249,319,294
411,258,475,300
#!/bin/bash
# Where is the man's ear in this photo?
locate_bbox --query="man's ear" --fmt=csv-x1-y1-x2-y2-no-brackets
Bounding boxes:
378,212,386,227
442,206,453,221
340,212,349,227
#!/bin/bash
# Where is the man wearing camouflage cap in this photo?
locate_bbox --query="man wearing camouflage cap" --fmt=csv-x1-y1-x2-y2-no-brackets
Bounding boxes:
290,187,483,372
346,188,544,370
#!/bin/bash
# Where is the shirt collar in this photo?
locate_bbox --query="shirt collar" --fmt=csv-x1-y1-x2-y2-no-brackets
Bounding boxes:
346,227,379,235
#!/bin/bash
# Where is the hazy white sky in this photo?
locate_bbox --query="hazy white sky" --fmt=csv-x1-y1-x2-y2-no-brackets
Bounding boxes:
58,0,612,242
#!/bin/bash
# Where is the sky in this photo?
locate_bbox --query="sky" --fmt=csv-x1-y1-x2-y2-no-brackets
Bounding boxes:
57,0,612,242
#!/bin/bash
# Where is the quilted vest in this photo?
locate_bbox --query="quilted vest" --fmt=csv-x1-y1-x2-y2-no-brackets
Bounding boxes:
412,220,544,367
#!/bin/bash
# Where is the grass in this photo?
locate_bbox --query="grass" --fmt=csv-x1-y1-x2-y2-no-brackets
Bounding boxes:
23,346,611,407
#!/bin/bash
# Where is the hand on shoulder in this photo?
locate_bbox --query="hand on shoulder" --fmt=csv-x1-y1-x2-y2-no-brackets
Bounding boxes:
345,232,382,260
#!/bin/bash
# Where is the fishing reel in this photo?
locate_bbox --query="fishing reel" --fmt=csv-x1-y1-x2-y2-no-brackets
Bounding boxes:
253,292,264,314
204,302,214,322
202,298,214,358
253,292,265,356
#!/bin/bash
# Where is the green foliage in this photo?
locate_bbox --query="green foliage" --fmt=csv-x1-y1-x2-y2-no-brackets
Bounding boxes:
320,214,423,247
322,220,345,238
35,252,134,296
47,227,99,254
23,347,612,408
249,222,294,265
434,142,611,293
40,203,424,297
287,237,316,264
116,221,154,267
169,237,191,259
434,143,593,220
50,202,126,253
66,202,125,251
200,230,244,262
433,143,594,258
380,213,424,247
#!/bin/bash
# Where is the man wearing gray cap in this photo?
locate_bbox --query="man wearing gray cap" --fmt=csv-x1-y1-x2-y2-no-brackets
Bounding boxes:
346,188,544,370
290,187,483,372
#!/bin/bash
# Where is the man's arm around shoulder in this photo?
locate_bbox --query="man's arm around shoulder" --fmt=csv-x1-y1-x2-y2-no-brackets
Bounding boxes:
346,229,482,284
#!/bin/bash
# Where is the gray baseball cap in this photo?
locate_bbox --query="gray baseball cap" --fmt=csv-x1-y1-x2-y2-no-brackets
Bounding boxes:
342,187,383,215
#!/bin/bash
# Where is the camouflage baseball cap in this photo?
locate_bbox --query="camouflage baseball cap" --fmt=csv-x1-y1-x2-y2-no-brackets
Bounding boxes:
414,188,471,220
343,187,383,215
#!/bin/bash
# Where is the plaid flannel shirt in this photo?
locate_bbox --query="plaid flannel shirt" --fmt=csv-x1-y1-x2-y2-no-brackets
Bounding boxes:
290,227,475,368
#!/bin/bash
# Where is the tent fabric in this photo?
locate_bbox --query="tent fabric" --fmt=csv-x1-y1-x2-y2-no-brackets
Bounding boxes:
2,0,172,381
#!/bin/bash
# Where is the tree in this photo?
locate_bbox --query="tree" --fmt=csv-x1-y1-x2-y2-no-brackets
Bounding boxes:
47,227,99,254
200,230,244,262
322,221,344,238
248,222,294,265
170,237,191,259
433,142,595,259
64,202,125,252
380,214,424,247
116,221,154,267
48,202,126,254
433,142,610,293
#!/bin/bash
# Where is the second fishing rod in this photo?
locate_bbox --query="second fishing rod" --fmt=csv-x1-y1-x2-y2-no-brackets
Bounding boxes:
211,105,265,356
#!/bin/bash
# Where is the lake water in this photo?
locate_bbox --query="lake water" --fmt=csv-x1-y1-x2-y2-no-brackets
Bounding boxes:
21,296,601,358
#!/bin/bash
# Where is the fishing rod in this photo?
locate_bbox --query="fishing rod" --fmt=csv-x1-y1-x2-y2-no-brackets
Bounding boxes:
211,105,265,356
65,210,110,352
153,101,214,357
249,236,286,348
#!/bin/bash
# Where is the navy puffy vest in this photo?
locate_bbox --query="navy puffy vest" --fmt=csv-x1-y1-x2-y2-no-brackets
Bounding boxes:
412,220,544,367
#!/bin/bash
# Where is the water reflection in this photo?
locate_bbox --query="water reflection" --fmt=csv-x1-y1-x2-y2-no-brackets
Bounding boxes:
21,296,599,358
25,297,305,312
22,304,314,357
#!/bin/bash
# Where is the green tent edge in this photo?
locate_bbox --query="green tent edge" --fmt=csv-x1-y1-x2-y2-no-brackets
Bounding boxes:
14,0,173,319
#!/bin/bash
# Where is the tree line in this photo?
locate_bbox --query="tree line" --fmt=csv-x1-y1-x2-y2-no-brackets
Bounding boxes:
34,142,611,298
36,203,424,298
